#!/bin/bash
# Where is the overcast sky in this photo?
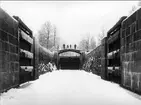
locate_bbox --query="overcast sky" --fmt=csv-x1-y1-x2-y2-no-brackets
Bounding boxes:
0,1,139,45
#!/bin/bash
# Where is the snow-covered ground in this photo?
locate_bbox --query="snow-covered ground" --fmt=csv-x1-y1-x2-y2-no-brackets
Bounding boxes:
1,70,141,105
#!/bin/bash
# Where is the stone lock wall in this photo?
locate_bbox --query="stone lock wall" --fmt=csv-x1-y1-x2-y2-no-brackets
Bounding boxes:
121,8,141,94
0,8,19,92
101,37,107,80
83,45,102,75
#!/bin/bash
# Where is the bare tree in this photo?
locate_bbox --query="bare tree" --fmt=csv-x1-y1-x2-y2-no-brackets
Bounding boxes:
89,36,96,50
38,21,62,51
138,0,141,6
53,25,56,47
38,21,52,49
78,33,96,52
78,38,86,50
129,5,137,14
97,28,105,45
78,34,90,51
85,33,90,52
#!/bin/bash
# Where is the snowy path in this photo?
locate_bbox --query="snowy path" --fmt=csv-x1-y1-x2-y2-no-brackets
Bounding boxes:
1,70,141,105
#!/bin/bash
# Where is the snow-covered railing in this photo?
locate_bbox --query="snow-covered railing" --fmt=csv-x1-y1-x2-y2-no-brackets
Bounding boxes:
107,30,119,44
20,49,33,59
107,49,120,59
115,67,120,70
20,30,33,44
108,67,113,70
108,66,120,70
20,66,33,72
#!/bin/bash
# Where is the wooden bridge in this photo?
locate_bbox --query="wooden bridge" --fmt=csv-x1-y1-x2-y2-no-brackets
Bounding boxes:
53,49,86,70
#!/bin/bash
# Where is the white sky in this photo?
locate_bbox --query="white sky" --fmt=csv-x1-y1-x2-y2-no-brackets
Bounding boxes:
0,1,139,45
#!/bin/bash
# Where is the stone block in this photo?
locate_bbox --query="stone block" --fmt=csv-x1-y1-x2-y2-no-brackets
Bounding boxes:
139,74,141,93
137,40,141,51
14,63,19,72
137,8,141,20
9,53,16,62
128,52,133,61
130,61,135,72
131,22,136,34
0,30,8,42
120,46,124,54
121,54,125,61
15,46,18,54
10,62,15,72
137,30,141,41
0,60,2,71
121,30,126,38
9,35,18,46
139,81,141,93
131,73,139,91
15,54,19,62
5,52,10,61
139,73,141,83
1,72,10,90
134,50,141,61
126,54,130,61
134,60,141,72
122,62,128,72
124,72,132,88
5,42,9,52
9,44,15,53
2,41,5,51
137,18,141,30
0,41,2,51
128,43,132,52
9,72,19,86
133,32,137,42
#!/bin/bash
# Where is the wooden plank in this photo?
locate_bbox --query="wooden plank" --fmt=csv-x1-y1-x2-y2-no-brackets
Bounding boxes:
20,66,33,72
20,49,33,59
20,30,33,44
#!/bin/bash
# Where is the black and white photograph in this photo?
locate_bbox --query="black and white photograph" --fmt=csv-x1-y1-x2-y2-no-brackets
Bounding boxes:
0,0,141,105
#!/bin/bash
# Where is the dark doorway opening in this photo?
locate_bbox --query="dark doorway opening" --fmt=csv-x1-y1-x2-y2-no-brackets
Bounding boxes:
59,56,80,69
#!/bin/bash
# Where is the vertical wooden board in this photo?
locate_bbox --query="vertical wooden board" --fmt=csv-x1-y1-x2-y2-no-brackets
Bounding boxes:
133,60,141,72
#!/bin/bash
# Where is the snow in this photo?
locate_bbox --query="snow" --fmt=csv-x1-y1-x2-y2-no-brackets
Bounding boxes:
20,49,33,59
1,70,141,105
21,30,33,44
38,62,57,73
